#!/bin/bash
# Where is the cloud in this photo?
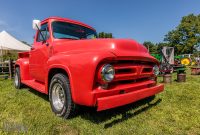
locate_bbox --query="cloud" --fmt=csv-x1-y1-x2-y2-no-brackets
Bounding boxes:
0,20,8,27
0,20,20,32
0,20,9,31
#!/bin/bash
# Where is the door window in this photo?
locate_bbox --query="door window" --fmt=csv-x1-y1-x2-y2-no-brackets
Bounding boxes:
37,23,50,42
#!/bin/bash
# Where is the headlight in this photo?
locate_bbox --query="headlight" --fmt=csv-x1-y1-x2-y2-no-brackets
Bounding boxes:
153,65,160,76
101,64,115,82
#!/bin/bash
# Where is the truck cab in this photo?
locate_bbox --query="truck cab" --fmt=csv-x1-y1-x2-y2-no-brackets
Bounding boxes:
14,17,164,118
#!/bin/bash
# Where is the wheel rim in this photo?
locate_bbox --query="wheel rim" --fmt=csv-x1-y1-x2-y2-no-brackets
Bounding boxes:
52,83,65,111
14,73,19,86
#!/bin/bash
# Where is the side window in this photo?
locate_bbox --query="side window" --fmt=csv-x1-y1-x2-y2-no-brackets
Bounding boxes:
37,23,50,42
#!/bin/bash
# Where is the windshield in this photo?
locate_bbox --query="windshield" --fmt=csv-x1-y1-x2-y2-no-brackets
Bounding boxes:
52,21,97,40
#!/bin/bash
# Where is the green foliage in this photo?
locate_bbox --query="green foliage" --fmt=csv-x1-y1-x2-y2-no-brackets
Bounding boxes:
98,32,113,38
21,41,30,46
164,14,200,54
143,41,158,53
143,41,170,54
1,51,18,61
156,42,169,53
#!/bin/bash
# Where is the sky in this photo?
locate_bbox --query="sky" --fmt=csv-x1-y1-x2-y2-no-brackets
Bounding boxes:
0,0,200,45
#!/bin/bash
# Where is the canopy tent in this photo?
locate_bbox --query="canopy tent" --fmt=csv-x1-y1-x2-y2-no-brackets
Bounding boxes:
0,31,31,61
0,31,31,51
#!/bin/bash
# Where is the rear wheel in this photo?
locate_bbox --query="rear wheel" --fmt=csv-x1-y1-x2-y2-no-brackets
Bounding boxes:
14,67,22,89
49,73,76,119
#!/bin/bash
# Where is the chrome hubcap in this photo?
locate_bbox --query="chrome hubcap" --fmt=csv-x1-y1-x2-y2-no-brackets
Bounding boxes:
52,83,65,111
15,73,19,86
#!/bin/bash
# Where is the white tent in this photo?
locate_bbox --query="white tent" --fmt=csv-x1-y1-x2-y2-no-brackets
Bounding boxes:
0,31,31,61
0,31,31,51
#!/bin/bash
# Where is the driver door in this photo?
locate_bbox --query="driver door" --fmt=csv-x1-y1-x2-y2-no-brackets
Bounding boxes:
29,23,50,83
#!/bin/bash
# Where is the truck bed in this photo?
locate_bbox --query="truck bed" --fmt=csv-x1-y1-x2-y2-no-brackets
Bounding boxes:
18,52,30,58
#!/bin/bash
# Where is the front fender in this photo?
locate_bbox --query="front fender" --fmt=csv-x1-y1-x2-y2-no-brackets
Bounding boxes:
47,51,116,106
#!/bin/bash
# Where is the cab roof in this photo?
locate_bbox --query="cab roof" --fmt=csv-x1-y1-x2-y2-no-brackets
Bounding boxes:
41,16,96,31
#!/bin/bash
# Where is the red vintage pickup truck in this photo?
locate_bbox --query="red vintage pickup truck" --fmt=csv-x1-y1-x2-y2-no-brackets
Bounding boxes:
14,17,164,118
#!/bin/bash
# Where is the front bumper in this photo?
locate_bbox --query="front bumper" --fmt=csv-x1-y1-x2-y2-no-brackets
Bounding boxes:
96,84,164,111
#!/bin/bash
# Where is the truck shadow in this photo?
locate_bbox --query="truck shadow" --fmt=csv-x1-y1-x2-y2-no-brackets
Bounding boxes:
27,87,49,101
26,86,162,128
78,97,162,128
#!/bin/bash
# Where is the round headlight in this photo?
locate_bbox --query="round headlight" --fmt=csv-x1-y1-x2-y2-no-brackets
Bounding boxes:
153,65,160,76
101,64,115,82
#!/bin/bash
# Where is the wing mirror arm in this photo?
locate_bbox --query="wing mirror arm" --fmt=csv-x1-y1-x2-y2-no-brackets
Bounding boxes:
33,20,48,46
35,25,47,44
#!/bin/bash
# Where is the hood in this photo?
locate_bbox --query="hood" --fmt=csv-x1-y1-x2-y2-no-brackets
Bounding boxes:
53,38,157,63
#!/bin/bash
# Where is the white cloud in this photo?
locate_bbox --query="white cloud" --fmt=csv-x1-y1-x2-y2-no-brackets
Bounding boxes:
0,20,9,31
0,20,19,32
0,20,8,27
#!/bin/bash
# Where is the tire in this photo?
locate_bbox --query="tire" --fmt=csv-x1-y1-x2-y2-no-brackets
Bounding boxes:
49,73,76,119
14,67,22,89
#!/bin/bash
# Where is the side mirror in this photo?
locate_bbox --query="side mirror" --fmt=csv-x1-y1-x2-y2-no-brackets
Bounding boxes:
32,20,41,30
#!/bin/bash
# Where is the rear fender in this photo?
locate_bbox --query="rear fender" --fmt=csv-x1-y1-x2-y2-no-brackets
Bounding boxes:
15,58,32,81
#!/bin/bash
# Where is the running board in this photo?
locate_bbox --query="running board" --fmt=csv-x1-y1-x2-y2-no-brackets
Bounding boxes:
22,80,46,94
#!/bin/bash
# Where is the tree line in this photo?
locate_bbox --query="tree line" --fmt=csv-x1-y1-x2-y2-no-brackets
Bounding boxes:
144,14,200,55
98,32,113,38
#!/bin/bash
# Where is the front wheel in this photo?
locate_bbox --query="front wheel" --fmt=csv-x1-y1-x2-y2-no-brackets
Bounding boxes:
49,73,76,119
14,67,22,89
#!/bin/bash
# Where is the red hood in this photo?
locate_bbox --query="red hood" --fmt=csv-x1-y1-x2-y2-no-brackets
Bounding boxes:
53,39,158,63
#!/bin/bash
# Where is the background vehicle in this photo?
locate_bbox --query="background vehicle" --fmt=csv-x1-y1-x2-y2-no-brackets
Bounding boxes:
14,17,164,118
151,47,186,74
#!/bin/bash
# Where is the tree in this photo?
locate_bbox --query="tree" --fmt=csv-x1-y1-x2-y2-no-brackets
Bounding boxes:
143,41,158,54
2,51,18,61
98,32,113,38
164,14,200,54
156,42,170,54
21,41,31,46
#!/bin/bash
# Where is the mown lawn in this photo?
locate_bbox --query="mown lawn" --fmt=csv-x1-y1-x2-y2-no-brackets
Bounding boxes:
0,71,200,135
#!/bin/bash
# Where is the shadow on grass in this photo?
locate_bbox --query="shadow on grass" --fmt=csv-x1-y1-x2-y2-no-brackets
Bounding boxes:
104,98,161,128
78,96,162,128
23,85,49,101
24,85,162,128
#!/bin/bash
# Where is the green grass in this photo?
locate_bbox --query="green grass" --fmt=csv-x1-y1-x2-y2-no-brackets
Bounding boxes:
0,70,200,135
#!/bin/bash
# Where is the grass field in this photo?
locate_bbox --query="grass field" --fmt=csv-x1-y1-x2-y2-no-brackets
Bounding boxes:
0,71,200,135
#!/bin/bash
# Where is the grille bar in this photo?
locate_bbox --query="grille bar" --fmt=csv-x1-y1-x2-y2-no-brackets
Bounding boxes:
113,62,153,82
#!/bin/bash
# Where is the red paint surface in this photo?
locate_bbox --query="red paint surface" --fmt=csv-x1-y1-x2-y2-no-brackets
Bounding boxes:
15,17,164,110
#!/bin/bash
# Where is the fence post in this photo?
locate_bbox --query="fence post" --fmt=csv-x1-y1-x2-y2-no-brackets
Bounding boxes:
8,59,12,79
